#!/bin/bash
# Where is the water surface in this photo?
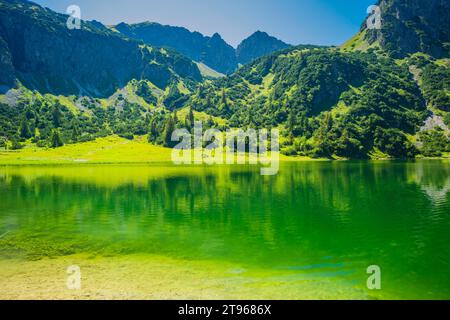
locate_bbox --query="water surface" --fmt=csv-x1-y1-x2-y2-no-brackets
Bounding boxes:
0,161,449,299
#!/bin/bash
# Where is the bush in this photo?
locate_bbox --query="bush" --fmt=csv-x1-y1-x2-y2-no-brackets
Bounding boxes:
11,139,24,150
0,137,7,150
36,140,48,148
119,132,134,140
281,145,298,156
78,134,94,143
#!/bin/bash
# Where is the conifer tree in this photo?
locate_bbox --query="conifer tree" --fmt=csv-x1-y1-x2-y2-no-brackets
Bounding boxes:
50,129,64,148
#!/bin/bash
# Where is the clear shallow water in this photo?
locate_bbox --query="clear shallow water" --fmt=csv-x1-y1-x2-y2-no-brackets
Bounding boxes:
0,161,449,299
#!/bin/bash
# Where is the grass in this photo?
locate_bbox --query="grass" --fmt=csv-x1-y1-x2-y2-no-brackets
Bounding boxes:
195,62,225,79
0,136,173,165
1,135,446,165
55,95,80,114
341,30,367,51
341,30,380,52
369,148,394,160
177,106,228,127
0,135,317,165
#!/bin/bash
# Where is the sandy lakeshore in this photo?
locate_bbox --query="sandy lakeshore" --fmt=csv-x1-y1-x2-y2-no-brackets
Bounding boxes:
0,254,379,300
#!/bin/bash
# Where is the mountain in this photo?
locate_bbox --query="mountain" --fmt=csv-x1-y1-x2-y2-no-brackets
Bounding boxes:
114,23,292,74
0,0,448,158
347,0,450,59
236,31,291,65
188,47,428,158
0,33,15,90
186,0,450,158
0,0,202,97
114,22,238,75
342,0,450,117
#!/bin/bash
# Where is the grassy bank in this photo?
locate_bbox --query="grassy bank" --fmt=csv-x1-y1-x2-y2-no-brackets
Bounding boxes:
0,136,173,165
0,135,313,165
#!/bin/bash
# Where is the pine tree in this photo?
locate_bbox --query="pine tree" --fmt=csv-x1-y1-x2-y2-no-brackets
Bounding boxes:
186,106,194,130
298,112,309,137
315,112,334,158
205,96,212,109
50,129,64,148
318,112,333,139
148,118,159,143
52,103,62,128
220,89,230,116
163,116,176,147
206,115,215,129
287,107,295,144
19,118,32,139
144,113,151,126
71,125,80,143
221,89,227,105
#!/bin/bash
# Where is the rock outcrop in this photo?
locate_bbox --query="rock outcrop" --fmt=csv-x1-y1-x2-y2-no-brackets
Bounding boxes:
363,0,450,58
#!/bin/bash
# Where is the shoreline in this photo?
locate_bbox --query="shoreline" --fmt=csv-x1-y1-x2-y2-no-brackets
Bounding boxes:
1,136,448,166
0,157,448,166
0,254,386,300
0,136,318,165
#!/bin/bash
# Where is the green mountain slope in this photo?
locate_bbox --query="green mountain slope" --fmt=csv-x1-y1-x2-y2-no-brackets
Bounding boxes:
0,0,203,146
188,47,430,158
0,0,449,158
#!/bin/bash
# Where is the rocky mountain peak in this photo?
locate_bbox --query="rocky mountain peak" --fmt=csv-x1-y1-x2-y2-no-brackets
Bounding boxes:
363,0,450,58
236,31,291,65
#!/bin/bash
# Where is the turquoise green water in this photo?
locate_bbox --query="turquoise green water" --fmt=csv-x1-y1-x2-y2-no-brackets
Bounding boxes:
0,161,449,299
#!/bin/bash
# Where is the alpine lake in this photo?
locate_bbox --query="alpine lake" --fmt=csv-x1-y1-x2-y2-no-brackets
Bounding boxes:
0,160,449,299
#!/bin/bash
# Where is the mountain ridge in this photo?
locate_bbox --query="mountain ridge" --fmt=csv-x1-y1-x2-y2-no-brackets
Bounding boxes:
114,21,238,75
113,21,293,74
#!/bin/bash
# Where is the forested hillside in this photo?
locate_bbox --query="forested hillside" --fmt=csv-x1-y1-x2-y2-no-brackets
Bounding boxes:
0,0,449,159
187,48,432,158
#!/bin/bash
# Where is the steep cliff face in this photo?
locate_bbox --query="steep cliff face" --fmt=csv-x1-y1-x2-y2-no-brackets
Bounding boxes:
0,34,15,91
115,22,238,74
0,0,201,97
202,33,238,74
363,0,450,58
236,31,291,65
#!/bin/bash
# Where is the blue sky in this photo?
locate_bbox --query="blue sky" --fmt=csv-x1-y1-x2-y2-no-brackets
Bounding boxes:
33,0,377,47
